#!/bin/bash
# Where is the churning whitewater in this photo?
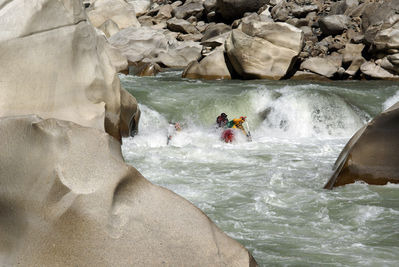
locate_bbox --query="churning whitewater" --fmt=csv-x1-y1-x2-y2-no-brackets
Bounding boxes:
121,71,399,266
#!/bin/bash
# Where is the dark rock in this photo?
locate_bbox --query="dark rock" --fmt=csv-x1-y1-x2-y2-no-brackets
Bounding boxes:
216,0,269,22
201,23,231,41
173,2,204,19
318,15,351,36
324,102,399,189
167,18,200,34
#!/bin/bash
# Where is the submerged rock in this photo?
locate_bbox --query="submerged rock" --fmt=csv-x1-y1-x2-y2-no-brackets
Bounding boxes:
325,102,399,189
0,115,256,266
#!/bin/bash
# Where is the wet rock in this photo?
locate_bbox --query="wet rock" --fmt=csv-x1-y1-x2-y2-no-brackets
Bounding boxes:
167,18,200,34
129,61,162,76
324,102,399,189
120,87,140,137
173,2,204,19
182,50,231,80
318,15,351,36
225,29,299,79
216,0,269,22
87,0,140,30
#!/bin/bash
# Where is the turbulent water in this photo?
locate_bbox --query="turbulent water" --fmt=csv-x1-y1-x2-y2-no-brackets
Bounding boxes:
121,71,399,266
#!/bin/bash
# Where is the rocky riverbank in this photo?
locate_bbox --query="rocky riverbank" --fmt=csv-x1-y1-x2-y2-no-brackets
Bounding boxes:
86,0,399,80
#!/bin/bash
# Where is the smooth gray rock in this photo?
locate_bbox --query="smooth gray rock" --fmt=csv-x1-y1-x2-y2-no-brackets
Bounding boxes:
182,50,231,80
167,18,200,34
225,29,299,79
201,23,231,41
173,2,204,19
318,15,351,36
216,0,269,21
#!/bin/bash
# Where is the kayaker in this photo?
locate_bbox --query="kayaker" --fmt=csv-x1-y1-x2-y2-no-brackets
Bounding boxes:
227,116,248,135
216,113,229,127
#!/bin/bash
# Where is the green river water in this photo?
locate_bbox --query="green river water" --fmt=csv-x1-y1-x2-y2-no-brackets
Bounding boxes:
121,71,399,266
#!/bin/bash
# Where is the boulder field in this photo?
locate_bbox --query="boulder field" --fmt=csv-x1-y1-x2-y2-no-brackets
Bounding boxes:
86,0,399,81
0,0,256,265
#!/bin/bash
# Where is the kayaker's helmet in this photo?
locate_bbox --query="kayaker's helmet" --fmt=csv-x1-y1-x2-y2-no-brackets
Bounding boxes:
221,113,227,118
240,116,246,121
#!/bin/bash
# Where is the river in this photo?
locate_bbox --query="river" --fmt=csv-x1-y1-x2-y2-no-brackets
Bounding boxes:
121,71,399,266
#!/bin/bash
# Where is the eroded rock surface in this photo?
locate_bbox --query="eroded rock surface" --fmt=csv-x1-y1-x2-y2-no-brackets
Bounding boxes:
0,116,256,266
0,0,131,141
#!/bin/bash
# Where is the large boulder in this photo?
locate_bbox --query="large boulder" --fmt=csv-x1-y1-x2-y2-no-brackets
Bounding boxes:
0,115,256,266
300,55,342,78
216,0,269,22
324,102,399,189
240,20,304,54
87,0,140,30
0,0,126,141
182,50,232,80
109,27,169,63
318,15,351,36
360,61,399,80
153,41,202,68
225,29,300,79
361,0,399,49
172,2,204,20
109,27,201,68
167,18,200,34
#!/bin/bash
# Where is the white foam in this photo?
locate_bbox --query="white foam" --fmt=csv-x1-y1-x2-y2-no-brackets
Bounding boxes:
383,90,399,111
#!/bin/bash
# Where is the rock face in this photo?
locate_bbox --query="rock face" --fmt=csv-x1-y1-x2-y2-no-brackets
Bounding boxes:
225,29,300,79
0,0,135,141
325,103,399,189
0,115,256,266
87,0,140,29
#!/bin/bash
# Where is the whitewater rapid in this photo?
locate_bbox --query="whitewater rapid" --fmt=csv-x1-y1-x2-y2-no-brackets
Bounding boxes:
121,72,399,266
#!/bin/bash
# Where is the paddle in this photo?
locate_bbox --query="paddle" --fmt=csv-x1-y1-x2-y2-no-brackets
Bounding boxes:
244,121,252,142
